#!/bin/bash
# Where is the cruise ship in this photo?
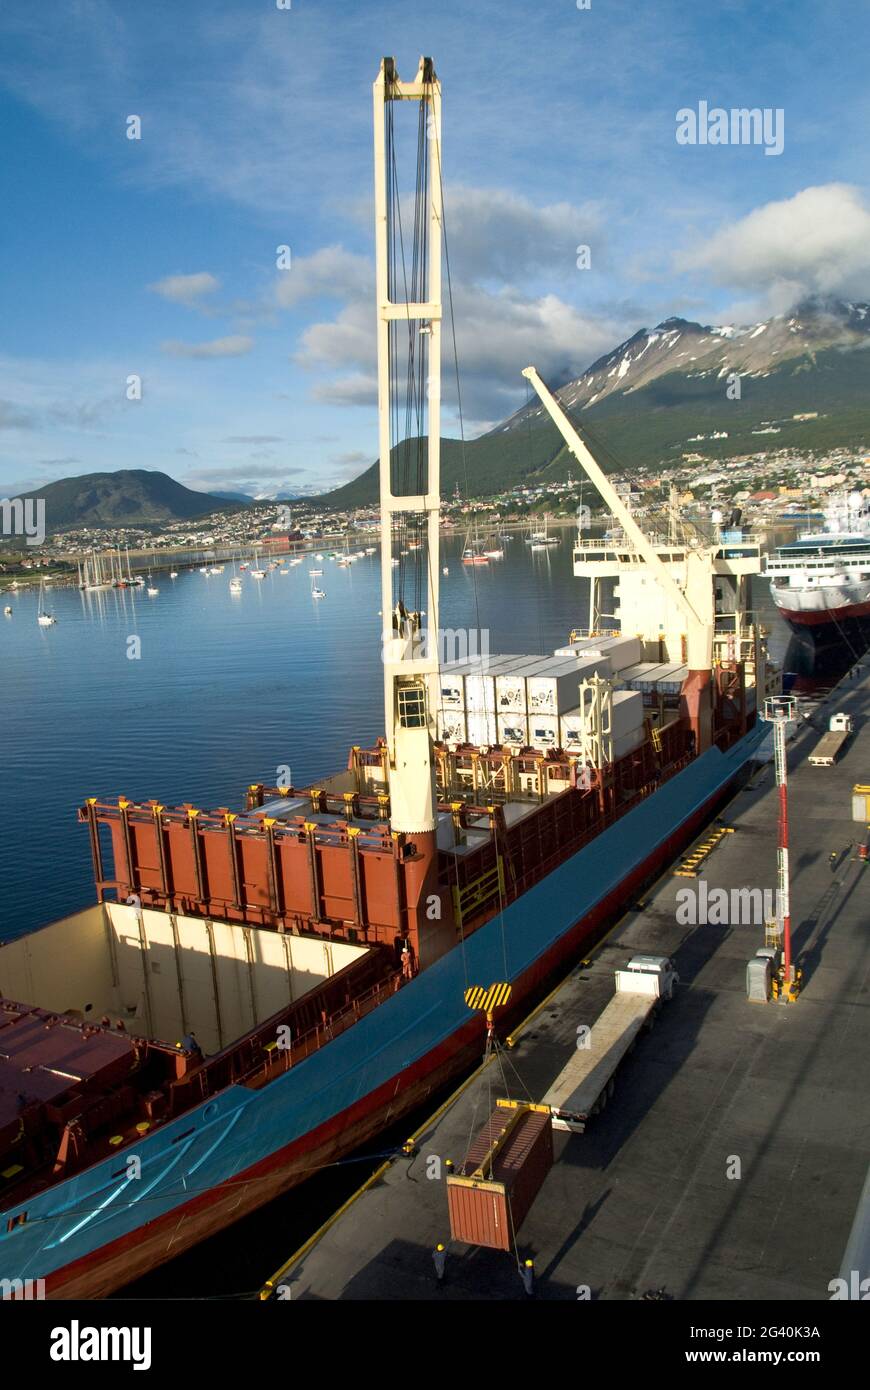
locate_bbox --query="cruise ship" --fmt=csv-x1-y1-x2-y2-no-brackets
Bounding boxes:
0,58,777,1299
766,492,870,633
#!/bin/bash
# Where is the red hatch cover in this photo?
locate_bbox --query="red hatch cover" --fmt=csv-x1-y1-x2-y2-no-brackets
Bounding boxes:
0,1001,138,1147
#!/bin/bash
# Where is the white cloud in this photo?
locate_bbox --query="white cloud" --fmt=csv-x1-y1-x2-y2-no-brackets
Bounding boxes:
275,247,371,309
675,184,870,314
149,272,220,307
299,284,618,426
286,183,622,428
161,335,254,359
443,185,603,284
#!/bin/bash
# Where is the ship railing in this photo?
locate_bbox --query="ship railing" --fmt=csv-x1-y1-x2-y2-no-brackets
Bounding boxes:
568,627,621,643
165,954,404,1108
83,796,396,852
235,969,404,1091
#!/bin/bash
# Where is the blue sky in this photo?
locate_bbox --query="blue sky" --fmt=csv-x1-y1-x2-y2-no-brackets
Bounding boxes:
1,0,868,498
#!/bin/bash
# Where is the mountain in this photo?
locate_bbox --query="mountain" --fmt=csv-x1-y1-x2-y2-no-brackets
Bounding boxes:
15,470,237,532
317,297,870,507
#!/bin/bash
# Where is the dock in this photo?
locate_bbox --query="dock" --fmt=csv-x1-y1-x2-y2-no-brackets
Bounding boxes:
262,669,870,1301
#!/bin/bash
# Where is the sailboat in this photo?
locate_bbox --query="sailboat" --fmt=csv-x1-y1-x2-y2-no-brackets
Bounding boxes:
461,525,489,565
250,547,266,579
527,513,560,549
146,574,159,596
311,579,326,598
36,579,56,625
229,556,243,593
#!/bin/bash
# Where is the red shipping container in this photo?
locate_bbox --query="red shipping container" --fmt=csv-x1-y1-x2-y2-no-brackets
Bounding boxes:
446,1103,553,1251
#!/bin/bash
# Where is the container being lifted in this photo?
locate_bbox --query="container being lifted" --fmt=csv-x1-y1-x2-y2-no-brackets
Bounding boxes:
808,712,853,767
446,1100,554,1251
542,956,677,1133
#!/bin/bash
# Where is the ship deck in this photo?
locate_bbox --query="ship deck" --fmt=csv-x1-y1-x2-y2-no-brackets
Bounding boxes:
261,662,870,1301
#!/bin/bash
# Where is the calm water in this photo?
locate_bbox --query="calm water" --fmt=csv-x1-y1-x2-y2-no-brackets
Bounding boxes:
0,529,623,938
0,530,807,1296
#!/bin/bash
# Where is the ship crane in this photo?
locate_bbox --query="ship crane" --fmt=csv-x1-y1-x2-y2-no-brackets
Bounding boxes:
522,366,718,752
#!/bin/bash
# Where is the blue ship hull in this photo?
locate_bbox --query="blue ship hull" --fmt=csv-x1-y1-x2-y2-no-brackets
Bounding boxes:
1,726,765,1296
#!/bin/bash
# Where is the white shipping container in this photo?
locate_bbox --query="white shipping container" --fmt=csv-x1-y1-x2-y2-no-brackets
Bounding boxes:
496,657,561,712
616,662,662,688
466,710,498,746
438,671,468,709
612,689,645,736
464,654,526,712
437,710,466,744
528,714,560,750
650,663,688,693
559,690,644,752
612,727,646,760
497,714,529,747
558,635,642,672
527,657,611,716
438,657,475,708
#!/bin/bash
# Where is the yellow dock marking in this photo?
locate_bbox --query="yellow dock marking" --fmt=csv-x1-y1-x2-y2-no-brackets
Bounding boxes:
673,825,734,877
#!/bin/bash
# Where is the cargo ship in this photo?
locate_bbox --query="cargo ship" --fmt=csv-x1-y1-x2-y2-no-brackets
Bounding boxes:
0,58,776,1299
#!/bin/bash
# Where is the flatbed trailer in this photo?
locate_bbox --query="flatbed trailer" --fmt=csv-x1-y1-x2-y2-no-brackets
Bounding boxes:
808,713,853,767
542,956,676,1132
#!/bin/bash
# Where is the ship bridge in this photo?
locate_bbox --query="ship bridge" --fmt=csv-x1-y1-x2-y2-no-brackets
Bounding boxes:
572,529,762,579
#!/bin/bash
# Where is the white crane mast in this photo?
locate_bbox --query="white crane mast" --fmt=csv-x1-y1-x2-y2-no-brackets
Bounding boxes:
373,57,442,834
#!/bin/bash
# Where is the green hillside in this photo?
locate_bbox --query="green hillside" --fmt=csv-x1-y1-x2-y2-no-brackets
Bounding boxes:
14,470,235,532
313,343,870,508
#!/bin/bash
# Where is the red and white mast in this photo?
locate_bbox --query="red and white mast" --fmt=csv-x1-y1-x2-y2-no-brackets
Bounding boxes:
763,695,797,996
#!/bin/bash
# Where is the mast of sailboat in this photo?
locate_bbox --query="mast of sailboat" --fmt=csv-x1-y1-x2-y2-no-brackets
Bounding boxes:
374,56,442,842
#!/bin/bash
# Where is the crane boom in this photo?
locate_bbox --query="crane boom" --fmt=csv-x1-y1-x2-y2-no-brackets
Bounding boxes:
521,365,713,670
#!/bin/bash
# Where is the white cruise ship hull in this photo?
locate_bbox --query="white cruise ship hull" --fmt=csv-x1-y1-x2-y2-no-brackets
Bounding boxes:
770,575,870,628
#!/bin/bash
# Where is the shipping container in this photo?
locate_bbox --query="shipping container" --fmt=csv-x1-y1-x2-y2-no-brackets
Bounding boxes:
446,1103,554,1252
496,657,563,713
436,710,466,744
615,661,663,688
438,660,472,709
560,689,644,751
465,655,528,712
648,663,688,694
497,714,529,747
618,662,673,692
612,726,646,760
527,655,612,716
466,709,498,746
555,634,642,671
528,714,559,750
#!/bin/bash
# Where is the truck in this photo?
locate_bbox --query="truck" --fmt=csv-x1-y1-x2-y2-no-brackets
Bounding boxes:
542,955,677,1133
808,712,853,767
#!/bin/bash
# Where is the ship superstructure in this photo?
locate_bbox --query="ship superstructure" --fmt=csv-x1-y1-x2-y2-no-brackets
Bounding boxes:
0,58,776,1299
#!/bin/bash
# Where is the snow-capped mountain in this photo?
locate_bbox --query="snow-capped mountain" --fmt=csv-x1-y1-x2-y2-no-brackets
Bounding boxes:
500,297,870,430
